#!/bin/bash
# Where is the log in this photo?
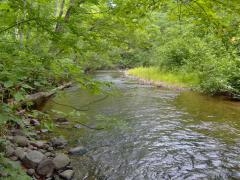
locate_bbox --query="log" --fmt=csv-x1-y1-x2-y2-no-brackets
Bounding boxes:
22,82,72,106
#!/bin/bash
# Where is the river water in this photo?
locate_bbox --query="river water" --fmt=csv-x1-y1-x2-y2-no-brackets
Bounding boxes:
42,71,240,180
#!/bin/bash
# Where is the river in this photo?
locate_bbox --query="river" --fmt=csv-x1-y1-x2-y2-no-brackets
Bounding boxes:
42,71,240,180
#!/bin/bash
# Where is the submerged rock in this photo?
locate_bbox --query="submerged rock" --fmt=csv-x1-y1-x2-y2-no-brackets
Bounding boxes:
23,150,46,168
59,170,74,180
68,146,87,156
53,153,70,170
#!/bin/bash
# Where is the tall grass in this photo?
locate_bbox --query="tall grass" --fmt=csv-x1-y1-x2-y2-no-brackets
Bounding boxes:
128,67,199,88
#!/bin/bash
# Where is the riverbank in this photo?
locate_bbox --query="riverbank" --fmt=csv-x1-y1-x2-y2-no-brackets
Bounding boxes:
126,67,199,91
0,83,86,180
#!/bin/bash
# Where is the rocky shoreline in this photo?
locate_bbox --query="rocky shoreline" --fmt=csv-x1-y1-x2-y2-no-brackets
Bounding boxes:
1,110,88,180
3,121,88,180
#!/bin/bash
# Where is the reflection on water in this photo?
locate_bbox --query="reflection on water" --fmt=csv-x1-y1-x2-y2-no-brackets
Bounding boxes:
43,71,240,180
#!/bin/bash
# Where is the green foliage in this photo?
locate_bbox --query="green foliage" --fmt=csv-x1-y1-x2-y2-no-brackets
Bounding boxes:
0,153,31,180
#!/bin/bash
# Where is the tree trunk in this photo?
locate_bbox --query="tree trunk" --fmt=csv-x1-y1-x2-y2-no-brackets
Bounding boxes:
55,0,65,32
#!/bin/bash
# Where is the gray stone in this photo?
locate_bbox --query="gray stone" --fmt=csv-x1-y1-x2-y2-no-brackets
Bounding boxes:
13,135,29,147
53,175,61,180
5,145,14,157
36,159,54,177
59,170,74,180
40,129,49,133
48,147,54,151
27,169,35,176
51,136,67,149
23,150,46,168
53,153,70,170
30,119,40,126
68,146,87,156
9,156,18,161
14,147,26,160
74,124,82,129
31,141,46,148
11,129,25,136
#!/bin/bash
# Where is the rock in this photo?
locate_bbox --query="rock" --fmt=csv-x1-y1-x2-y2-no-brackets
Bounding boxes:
40,129,49,133
53,175,61,180
36,159,54,177
51,136,67,149
68,146,87,156
13,135,29,147
48,147,54,151
31,141,46,148
30,119,40,126
27,169,35,176
45,152,52,157
23,150,46,168
55,117,68,122
40,149,46,154
14,147,26,160
43,144,50,150
0,172,10,177
9,156,18,161
59,170,74,180
11,129,25,136
74,124,82,129
53,153,70,170
5,145,14,157
6,136,13,141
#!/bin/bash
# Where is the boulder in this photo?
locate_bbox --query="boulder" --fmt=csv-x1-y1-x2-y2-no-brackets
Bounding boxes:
59,170,74,180
36,159,54,177
53,153,70,170
68,146,87,156
23,150,46,168
51,136,67,149
13,135,29,147
14,147,26,160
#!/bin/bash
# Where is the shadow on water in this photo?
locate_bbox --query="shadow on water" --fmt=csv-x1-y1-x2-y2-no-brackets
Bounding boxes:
42,71,240,180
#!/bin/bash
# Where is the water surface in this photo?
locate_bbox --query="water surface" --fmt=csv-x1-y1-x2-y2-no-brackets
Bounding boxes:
43,71,240,180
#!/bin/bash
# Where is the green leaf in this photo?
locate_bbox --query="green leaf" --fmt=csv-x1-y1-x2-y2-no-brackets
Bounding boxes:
3,81,14,88
14,92,25,102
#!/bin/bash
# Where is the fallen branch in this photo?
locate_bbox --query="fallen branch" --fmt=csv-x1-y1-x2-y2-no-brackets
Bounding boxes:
14,82,72,107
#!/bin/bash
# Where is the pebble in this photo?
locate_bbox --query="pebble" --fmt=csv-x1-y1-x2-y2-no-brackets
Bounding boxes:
59,170,74,180
27,169,35,176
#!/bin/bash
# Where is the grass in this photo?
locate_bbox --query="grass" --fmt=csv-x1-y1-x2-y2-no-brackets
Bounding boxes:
128,67,199,88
